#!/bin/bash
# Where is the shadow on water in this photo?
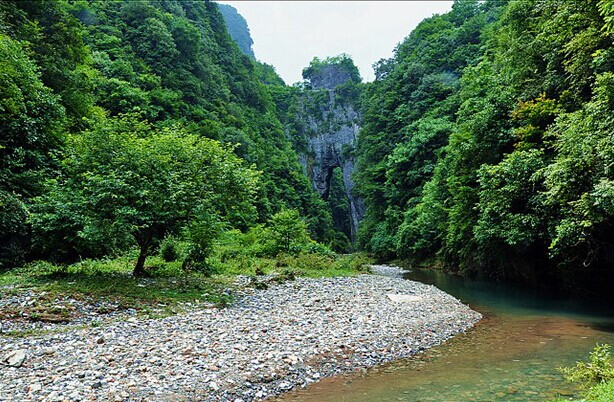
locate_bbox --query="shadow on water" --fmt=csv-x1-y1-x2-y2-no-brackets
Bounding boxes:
276,267,614,402
402,268,614,328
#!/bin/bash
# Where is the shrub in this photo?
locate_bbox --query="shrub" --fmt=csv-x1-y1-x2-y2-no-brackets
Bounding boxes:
302,241,335,256
268,209,311,254
560,344,614,390
182,245,218,276
159,236,180,262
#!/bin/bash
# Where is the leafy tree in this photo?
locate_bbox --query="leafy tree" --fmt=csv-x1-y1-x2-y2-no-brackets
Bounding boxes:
0,34,66,269
0,0,339,274
599,0,614,33
355,0,614,288
544,73,614,266
82,0,333,239
268,209,311,253
31,116,259,276
355,0,494,258
1,0,96,130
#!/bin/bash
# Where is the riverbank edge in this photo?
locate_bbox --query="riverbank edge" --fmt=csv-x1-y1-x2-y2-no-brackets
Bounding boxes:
250,265,483,401
0,266,481,401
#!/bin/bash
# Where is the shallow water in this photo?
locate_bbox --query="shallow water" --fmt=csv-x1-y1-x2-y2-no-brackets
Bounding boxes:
276,268,614,401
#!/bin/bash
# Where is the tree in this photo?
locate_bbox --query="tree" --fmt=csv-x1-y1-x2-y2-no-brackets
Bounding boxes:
31,116,259,275
354,0,494,258
544,73,614,266
0,33,66,269
2,0,96,129
268,209,310,253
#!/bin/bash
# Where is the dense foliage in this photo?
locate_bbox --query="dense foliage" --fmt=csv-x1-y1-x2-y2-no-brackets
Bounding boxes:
4,0,614,290
355,0,614,289
0,0,337,273
31,117,259,275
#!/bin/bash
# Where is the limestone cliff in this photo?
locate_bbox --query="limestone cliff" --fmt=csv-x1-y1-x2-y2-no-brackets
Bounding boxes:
292,59,365,241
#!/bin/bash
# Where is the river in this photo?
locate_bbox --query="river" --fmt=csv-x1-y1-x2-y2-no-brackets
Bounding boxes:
276,267,614,401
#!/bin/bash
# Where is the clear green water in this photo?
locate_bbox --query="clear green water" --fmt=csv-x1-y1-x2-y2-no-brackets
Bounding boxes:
276,268,614,401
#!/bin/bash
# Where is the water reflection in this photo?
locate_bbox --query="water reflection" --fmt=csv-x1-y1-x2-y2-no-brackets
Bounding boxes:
276,267,614,402
402,268,614,325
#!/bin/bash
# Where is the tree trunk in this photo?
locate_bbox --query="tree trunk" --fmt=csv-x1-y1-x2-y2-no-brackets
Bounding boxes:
133,245,148,277
133,228,154,277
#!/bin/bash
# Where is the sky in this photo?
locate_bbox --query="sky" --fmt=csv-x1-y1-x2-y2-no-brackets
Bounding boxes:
218,1,454,85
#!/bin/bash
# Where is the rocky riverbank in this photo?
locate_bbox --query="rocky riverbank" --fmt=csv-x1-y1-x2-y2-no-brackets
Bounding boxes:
0,267,481,401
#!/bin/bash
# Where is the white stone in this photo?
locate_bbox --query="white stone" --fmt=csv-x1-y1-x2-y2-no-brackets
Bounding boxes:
3,349,27,367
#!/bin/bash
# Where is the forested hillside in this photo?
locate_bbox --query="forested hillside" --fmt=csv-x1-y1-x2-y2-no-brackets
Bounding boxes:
356,0,614,290
0,0,337,273
3,0,614,292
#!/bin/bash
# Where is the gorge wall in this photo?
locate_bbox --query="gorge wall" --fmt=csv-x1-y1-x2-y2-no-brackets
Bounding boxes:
294,62,365,241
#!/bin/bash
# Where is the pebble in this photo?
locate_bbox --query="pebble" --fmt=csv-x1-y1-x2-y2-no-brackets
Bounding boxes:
2,349,27,367
0,266,480,401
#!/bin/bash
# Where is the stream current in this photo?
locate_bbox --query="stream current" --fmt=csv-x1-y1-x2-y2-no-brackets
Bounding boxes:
276,267,614,401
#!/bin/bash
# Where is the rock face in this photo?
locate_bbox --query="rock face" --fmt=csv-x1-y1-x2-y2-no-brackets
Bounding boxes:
218,4,255,59
296,65,365,240
308,64,354,90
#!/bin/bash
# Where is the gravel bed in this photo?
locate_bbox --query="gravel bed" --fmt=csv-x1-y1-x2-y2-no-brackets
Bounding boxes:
0,273,481,401
369,264,410,278
0,288,140,334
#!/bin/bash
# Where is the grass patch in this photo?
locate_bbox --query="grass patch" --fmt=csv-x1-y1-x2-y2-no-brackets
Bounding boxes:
582,379,614,401
212,251,373,278
0,249,373,335
0,254,233,321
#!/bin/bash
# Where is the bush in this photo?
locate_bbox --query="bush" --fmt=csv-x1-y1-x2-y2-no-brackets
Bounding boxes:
268,209,311,254
301,241,335,256
182,245,218,276
334,253,372,273
560,344,614,390
159,236,180,262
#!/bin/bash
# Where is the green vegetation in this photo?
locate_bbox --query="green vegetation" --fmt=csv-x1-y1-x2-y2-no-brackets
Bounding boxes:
218,3,255,59
3,0,614,319
355,0,614,289
0,0,344,278
0,0,367,330
31,116,259,276
0,255,234,329
0,245,371,335
1,207,370,332
554,344,614,401
302,54,362,86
